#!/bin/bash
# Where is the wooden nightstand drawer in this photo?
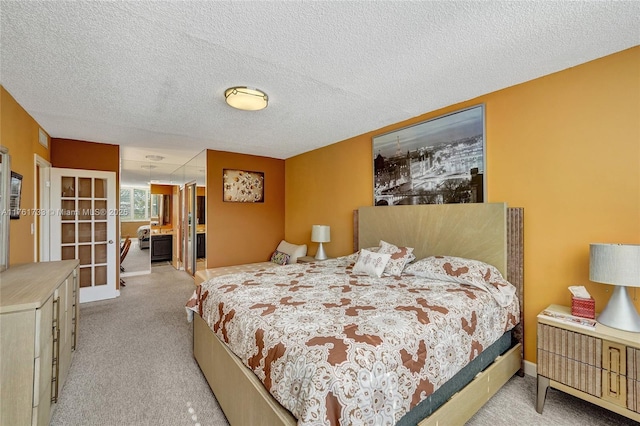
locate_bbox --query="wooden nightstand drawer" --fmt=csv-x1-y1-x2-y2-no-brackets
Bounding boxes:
537,323,602,397
602,340,627,407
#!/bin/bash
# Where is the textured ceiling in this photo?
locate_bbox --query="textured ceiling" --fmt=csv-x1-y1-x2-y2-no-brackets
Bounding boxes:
1,1,639,185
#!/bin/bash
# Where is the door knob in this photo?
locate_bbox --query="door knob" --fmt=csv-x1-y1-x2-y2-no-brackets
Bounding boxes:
108,240,114,244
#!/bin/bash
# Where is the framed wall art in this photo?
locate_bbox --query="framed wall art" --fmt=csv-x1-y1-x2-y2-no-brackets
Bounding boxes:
222,169,264,203
9,171,22,219
372,104,485,206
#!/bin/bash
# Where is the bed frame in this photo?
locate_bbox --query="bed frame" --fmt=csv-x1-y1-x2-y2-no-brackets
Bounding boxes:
193,203,524,425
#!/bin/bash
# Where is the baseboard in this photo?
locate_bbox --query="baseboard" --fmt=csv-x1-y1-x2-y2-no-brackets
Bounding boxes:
523,359,536,377
121,270,151,277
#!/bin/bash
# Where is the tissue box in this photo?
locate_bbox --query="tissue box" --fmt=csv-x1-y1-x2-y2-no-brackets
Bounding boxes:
571,297,595,319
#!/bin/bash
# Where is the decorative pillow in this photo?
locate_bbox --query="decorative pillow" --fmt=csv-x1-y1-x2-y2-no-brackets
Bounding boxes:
345,246,379,263
352,249,391,278
404,255,516,306
404,255,495,282
270,250,290,265
275,240,307,264
377,240,415,276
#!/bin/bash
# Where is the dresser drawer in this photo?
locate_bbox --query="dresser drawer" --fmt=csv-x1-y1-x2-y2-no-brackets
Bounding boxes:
537,323,602,397
34,295,54,425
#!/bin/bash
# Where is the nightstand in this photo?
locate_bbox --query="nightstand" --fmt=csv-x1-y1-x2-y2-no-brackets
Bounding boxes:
537,304,640,422
297,256,332,263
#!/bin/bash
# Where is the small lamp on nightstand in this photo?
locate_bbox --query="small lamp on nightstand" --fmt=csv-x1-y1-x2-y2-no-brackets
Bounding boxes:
311,225,330,260
589,243,640,333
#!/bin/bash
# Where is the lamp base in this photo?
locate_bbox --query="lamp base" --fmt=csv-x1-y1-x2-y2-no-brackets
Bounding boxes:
597,285,640,333
315,243,327,261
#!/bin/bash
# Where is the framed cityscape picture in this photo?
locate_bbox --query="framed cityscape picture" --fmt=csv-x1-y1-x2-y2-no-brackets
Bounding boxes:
372,105,485,206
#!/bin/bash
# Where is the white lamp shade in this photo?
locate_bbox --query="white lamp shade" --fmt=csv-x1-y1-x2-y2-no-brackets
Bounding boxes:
311,225,330,243
224,87,268,111
590,243,640,287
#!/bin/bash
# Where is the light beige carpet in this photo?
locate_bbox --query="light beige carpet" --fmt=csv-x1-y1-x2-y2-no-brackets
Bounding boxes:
121,237,151,275
51,265,638,426
51,264,227,426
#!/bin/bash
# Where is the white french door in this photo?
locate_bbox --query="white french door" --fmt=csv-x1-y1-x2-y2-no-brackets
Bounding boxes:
50,168,118,303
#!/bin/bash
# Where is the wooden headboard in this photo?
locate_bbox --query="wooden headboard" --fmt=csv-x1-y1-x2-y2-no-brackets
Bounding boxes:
354,203,524,371
356,203,508,275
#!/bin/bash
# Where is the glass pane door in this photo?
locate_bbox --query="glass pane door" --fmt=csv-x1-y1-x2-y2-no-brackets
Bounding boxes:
61,176,108,288
51,168,117,303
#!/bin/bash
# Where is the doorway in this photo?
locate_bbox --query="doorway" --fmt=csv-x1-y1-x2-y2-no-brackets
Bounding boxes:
119,185,151,276
35,154,51,262
50,167,118,303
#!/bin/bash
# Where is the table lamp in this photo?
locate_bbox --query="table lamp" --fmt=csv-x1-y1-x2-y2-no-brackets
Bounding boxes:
589,243,640,333
311,225,330,260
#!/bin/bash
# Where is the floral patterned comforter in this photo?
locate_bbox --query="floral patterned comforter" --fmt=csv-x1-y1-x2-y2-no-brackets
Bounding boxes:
186,258,519,425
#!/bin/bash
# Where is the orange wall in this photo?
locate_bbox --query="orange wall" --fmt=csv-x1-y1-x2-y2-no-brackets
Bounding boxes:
51,138,120,174
285,47,640,364
0,86,51,265
50,138,120,240
206,150,285,267
285,137,372,258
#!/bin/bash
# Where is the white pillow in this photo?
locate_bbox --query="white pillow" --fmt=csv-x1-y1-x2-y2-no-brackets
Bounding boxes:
276,240,307,264
352,249,391,278
345,246,379,263
377,240,415,276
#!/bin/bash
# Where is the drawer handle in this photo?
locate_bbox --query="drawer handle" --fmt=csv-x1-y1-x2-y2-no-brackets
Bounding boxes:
52,297,59,337
51,297,61,403
51,328,60,403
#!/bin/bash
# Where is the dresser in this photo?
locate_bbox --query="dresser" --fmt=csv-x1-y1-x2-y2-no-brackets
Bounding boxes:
537,304,640,422
0,260,80,426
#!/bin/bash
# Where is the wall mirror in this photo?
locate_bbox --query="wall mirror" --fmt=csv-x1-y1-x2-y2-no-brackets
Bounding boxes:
196,195,205,225
151,193,172,226
170,149,206,275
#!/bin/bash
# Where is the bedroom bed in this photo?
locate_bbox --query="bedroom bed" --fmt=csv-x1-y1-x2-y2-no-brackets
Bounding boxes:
188,203,524,425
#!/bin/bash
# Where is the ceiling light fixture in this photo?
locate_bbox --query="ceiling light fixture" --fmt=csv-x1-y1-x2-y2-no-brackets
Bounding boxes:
141,164,157,170
145,155,164,161
224,86,268,111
